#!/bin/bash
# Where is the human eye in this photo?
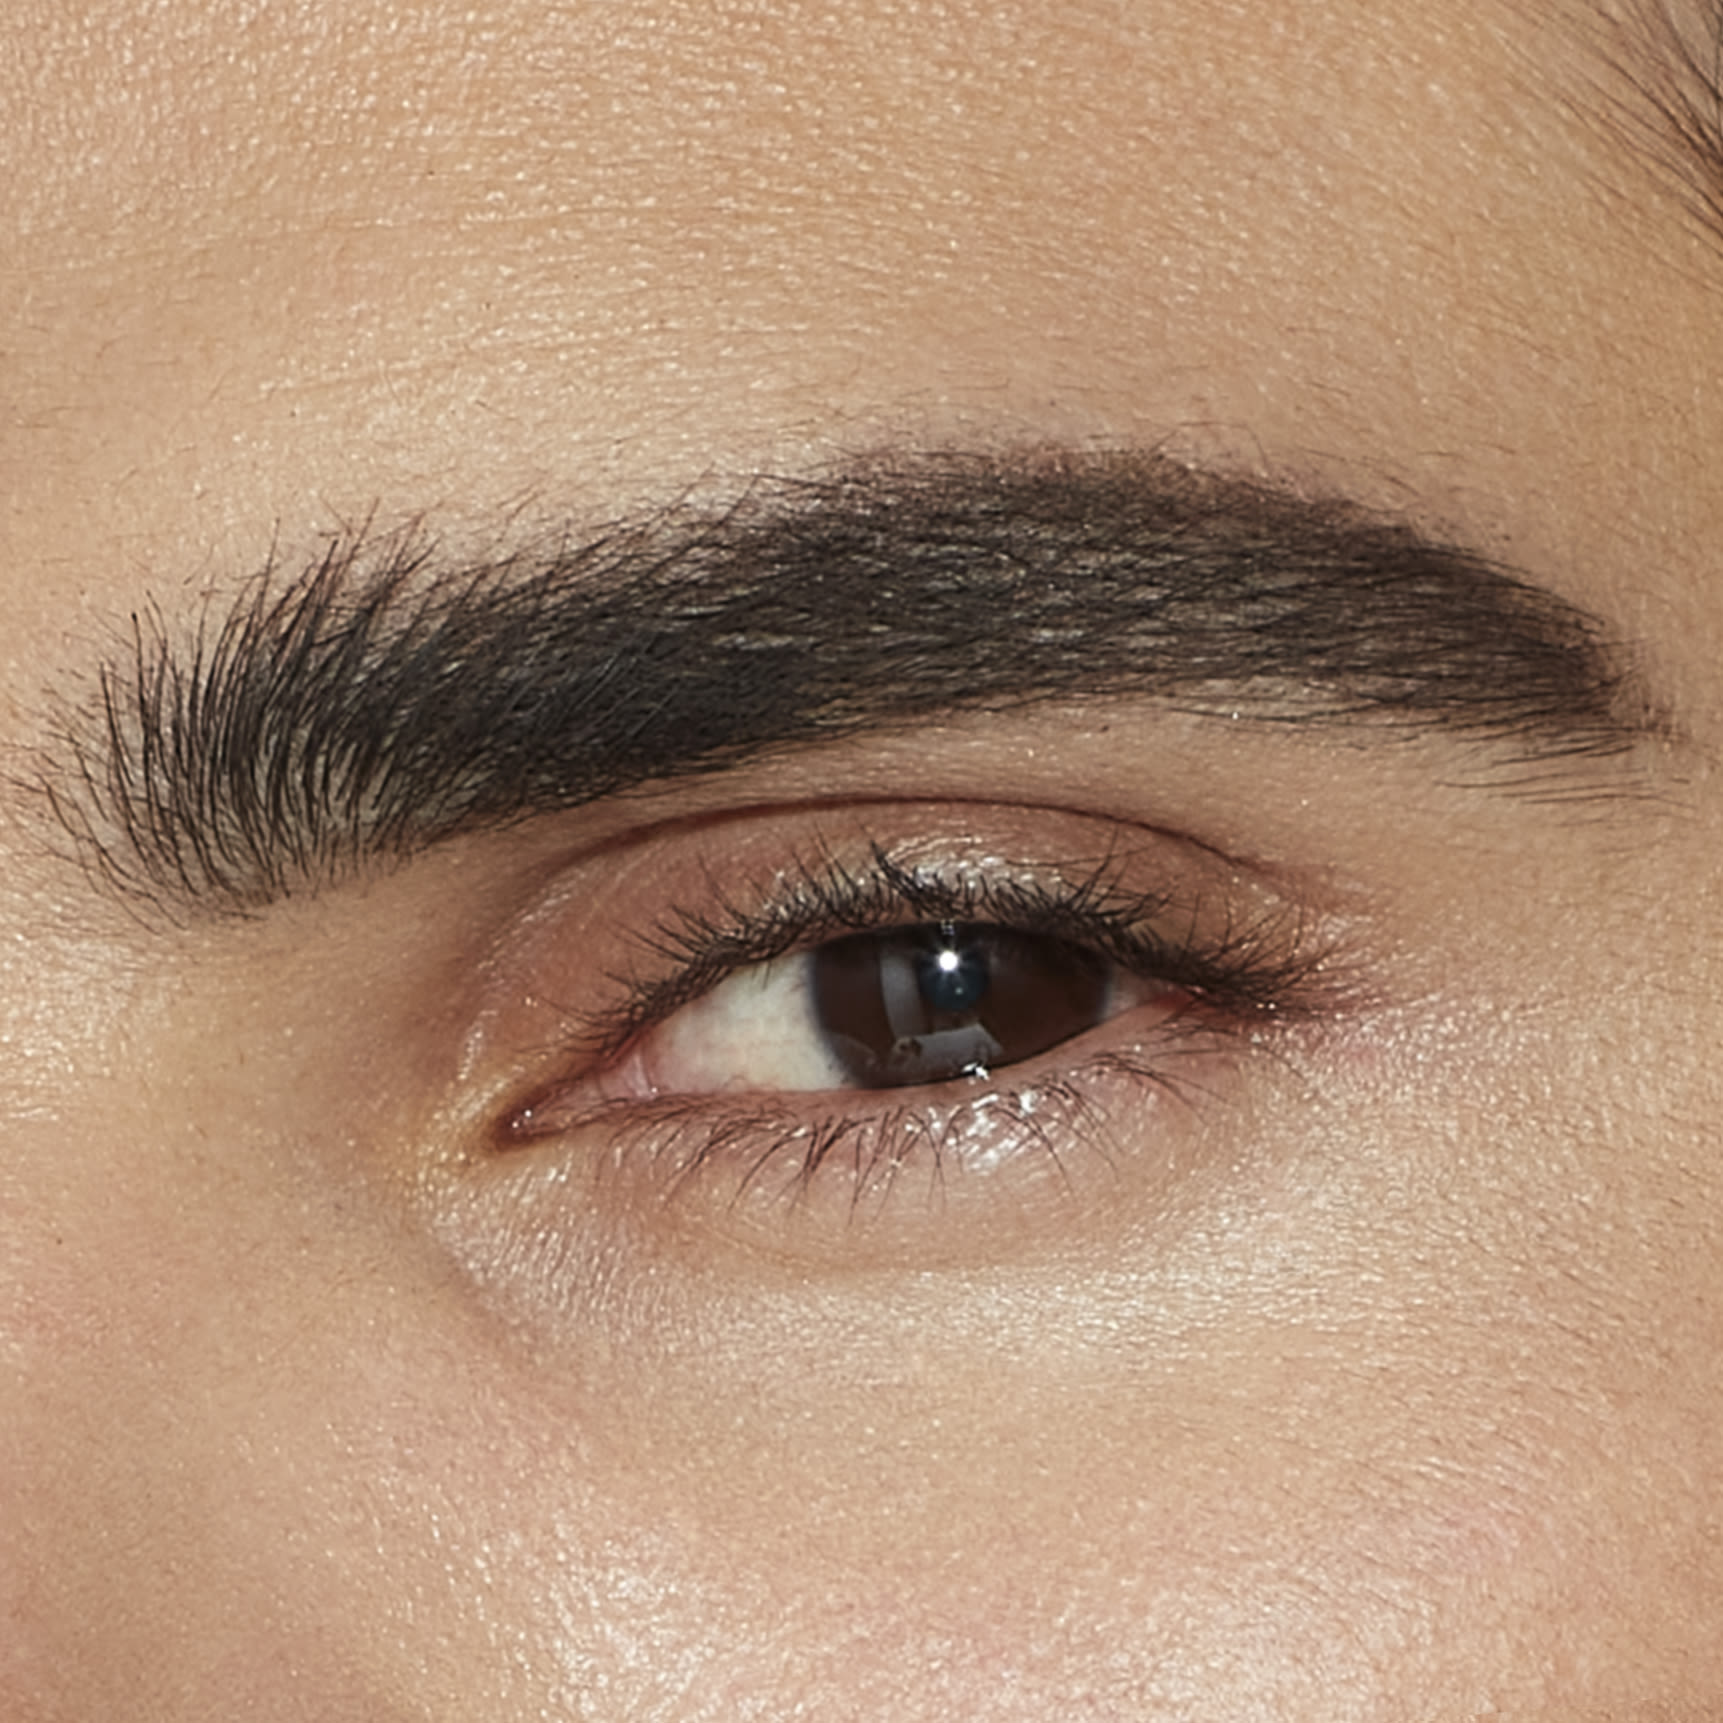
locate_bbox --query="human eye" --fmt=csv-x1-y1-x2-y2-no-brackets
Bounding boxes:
592,908,1171,1099
447,802,1341,1268
514,843,1298,1107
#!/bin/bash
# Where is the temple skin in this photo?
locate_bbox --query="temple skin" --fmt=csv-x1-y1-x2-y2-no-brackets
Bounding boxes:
5,1,1723,1718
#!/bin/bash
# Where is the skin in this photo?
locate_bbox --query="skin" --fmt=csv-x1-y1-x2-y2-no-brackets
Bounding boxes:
4,0,1723,1716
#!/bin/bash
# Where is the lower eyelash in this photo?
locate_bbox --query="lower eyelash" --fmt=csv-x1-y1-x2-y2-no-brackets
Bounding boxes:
520,1026,1236,1232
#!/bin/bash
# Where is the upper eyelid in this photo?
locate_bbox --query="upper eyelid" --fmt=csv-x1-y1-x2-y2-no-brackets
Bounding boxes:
459,793,1377,1127
596,850,1154,1045
577,843,1329,1064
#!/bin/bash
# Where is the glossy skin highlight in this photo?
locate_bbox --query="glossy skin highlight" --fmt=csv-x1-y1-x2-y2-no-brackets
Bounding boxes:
4,2,1723,1719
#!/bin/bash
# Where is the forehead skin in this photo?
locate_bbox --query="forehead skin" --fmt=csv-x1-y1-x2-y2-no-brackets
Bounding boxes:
5,2,1723,1720
6,0,1722,652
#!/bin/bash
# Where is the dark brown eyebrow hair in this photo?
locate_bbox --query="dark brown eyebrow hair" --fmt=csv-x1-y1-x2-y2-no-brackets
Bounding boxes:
38,449,1663,915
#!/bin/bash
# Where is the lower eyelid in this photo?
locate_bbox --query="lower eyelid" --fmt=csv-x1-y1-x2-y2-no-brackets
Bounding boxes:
503,991,1224,1154
479,1014,1249,1270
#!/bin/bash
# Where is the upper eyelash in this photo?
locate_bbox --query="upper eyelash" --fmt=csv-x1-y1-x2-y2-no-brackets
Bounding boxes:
573,840,1321,1061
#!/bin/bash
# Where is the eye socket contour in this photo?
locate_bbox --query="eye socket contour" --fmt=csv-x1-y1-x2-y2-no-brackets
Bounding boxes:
436,800,1349,1269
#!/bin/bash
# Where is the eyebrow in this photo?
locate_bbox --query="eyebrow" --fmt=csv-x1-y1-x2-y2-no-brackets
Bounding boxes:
40,450,1664,914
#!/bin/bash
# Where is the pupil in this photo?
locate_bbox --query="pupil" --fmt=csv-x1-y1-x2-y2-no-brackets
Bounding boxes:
915,926,989,1013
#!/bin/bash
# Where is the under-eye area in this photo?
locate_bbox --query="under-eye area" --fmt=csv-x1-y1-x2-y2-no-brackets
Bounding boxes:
499,1040,1240,1262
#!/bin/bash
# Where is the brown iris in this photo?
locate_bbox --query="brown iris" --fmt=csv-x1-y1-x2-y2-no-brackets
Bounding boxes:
809,921,1114,1088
